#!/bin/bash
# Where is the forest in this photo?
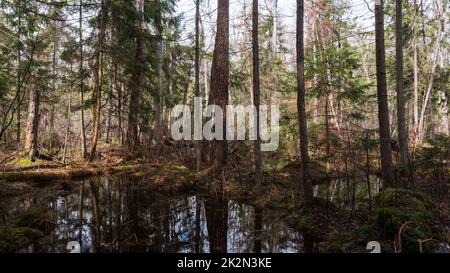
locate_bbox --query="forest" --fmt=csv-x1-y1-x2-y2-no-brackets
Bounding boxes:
0,0,448,254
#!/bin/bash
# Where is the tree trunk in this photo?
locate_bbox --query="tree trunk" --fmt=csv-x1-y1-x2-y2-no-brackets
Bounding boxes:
63,90,72,165
49,39,57,152
89,0,108,162
79,0,87,159
25,81,40,161
395,0,410,167
16,0,22,149
296,0,313,205
375,0,394,187
106,59,113,144
417,0,443,143
253,0,263,184
438,90,449,135
211,0,229,170
413,40,419,136
195,0,202,171
116,64,123,144
126,0,144,149
154,0,164,145
271,0,278,55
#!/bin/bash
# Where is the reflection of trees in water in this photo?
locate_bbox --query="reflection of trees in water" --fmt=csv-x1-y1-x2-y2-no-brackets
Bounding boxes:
0,174,305,253
204,195,228,253
254,207,263,253
224,201,301,253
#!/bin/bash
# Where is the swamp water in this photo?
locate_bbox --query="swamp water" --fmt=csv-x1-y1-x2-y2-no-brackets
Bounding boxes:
0,175,307,253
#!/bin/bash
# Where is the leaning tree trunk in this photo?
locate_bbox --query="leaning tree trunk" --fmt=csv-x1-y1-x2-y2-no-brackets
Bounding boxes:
252,0,263,184
375,0,394,187
297,0,313,205
395,0,410,167
417,0,443,143
25,82,40,162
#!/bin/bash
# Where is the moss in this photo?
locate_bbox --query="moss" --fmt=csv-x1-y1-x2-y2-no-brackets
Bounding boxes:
171,164,188,172
0,167,104,182
375,188,434,211
326,225,377,253
17,209,45,228
252,186,288,209
110,164,145,175
374,188,437,253
374,207,433,252
13,157,45,167
16,209,55,235
297,198,337,241
0,227,44,253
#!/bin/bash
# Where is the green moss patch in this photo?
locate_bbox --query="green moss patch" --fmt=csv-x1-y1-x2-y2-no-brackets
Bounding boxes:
326,224,377,253
0,227,44,253
374,188,437,253
297,198,338,241
17,209,55,235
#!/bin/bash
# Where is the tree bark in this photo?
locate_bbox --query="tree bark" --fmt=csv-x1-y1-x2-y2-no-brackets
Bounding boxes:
16,0,22,149
79,0,87,159
126,0,144,149
63,90,72,165
297,0,313,205
395,0,410,167
195,0,202,171
154,0,164,145
89,0,108,162
253,0,263,184
375,0,395,187
271,0,278,55
413,40,419,135
211,0,229,170
25,81,40,161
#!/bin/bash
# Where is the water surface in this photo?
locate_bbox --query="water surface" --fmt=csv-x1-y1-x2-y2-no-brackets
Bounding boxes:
0,175,305,253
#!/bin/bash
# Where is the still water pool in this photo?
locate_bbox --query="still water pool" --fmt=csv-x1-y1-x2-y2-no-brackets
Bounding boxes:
0,175,306,253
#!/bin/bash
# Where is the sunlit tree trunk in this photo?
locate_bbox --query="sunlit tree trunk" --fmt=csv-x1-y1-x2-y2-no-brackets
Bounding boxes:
417,0,443,143
413,40,419,137
25,80,40,161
